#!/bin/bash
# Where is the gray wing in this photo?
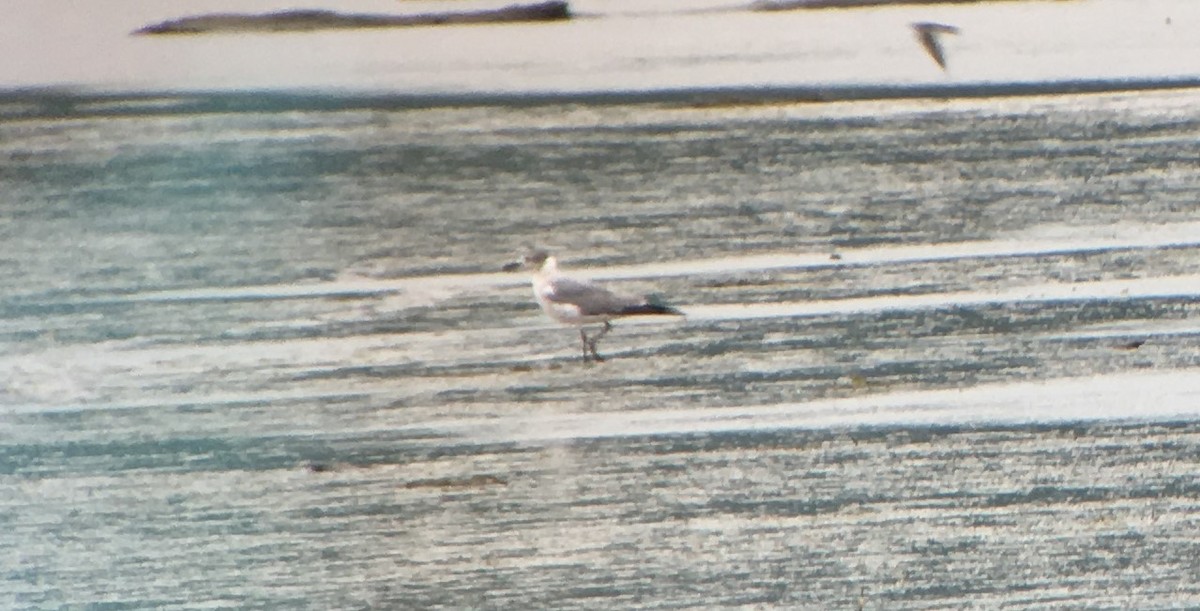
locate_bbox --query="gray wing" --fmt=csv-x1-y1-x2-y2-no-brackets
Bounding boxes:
918,30,947,70
912,22,959,71
544,276,642,316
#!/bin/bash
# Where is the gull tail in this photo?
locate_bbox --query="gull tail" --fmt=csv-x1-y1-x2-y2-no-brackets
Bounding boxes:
619,303,684,317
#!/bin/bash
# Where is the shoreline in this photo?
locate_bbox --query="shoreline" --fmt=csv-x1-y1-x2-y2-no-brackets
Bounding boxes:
4,77,1200,119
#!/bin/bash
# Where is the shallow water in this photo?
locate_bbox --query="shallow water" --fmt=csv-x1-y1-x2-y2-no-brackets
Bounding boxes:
5,86,1200,608
5,0,1200,602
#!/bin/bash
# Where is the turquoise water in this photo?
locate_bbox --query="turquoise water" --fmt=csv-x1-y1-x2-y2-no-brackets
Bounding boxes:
5,87,1200,608
5,0,1200,603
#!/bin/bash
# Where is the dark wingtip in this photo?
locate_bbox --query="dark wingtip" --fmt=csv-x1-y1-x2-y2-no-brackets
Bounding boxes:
621,303,684,317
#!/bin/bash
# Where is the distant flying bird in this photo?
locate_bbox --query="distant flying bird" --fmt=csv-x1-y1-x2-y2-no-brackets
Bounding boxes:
911,22,960,71
504,249,683,362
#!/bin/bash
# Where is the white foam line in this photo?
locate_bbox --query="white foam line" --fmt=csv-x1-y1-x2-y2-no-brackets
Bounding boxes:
422,369,1200,444
109,221,1200,305
592,221,1200,282
1040,318,1200,343
112,273,524,304
681,273,1200,322
0,389,373,416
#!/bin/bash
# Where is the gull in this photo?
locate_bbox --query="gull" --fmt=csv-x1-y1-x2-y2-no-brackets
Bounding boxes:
503,249,683,362
911,22,960,71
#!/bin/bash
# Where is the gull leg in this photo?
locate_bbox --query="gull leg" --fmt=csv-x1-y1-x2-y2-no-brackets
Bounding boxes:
592,321,612,343
579,328,591,362
586,321,612,362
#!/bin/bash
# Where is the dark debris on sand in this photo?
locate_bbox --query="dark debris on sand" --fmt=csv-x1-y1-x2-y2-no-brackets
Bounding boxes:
133,1,569,35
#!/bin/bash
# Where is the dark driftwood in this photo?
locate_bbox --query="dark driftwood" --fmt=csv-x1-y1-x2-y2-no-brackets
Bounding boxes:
133,1,570,35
